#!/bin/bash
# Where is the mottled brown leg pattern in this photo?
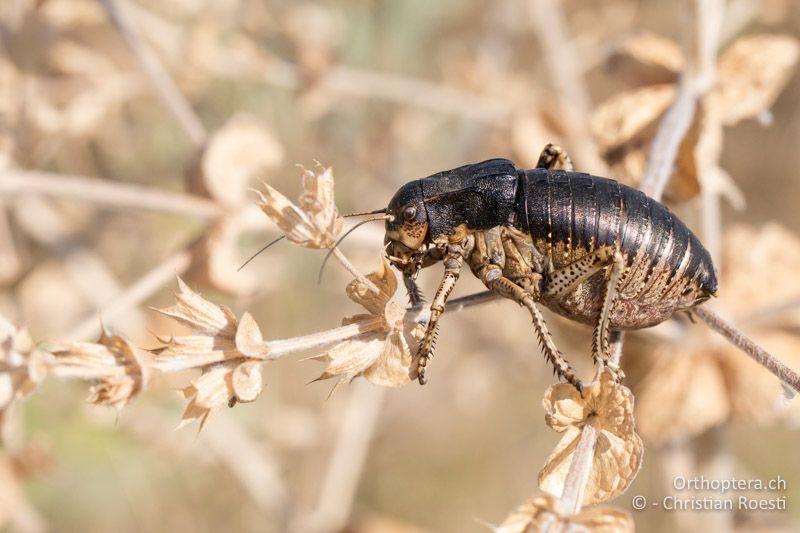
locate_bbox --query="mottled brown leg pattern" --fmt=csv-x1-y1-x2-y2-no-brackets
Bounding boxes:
593,251,626,381
536,143,574,171
484,269,583,391
468,232,583,391
543,246,615,300
541,246,625,381
415,245,463,384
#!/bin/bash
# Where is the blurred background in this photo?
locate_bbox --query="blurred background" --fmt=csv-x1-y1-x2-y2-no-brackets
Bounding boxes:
1,0,799,531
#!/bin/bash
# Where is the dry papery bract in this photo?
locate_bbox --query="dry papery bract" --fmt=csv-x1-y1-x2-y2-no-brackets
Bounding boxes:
150,277,268,429
188,112,284,207
151,258,420,428
182,113,285,295
1,317,149,429
538,371,643,507
309,257,421,390
253,162,343,249
0,320,47,428
623,223,800,444
592,32,799,202
47,328,145,410
495,494,634,533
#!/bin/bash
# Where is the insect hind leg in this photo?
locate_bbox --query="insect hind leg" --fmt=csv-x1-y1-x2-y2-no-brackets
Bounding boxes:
542,246,626,381
593,250,626,381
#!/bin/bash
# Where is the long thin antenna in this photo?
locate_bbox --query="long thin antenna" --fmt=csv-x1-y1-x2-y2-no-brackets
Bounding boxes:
317,216,390,284
342,208,387,218
237,235,285,272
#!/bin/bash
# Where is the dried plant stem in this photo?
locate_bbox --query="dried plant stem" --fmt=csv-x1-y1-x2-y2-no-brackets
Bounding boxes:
331,248,380,294
299,381,386,533
249,318,385,364
247,290,502,363
261,60,508,125
560,415,599,515
66,249,193,341
99,0,208,147
639,0,724,199
0,170,221,219
695,306,800,394
528,0,608,174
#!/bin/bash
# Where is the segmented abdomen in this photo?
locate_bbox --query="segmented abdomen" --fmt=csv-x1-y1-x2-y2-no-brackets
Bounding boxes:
516,168,717,325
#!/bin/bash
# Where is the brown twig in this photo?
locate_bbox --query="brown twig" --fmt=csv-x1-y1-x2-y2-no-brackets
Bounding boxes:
297,381,386,533
639,0,724,199
695,306,800,395
0,170,222,219
527,0,608,174
99,0,208,147
66,249,193,341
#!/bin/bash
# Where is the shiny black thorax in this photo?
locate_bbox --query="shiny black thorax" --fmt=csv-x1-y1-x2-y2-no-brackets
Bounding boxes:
416,158,519,238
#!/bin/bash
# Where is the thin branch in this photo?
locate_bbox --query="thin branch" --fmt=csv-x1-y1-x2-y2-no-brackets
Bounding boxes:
528,0,608,174
331,248,379,294
66,249,193,341
695,306,800,395
298,381,386,533
639,0,724,199
0,170,222,219
99,0,208,147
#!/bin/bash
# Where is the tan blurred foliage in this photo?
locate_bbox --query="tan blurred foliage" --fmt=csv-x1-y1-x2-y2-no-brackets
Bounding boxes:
0,0,799,532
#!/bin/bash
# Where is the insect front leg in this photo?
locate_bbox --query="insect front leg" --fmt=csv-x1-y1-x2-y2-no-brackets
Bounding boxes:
536,143,574,171
415,244,464,384
402,247,443,307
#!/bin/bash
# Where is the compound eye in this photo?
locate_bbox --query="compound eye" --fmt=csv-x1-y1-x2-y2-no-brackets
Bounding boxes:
403,206,417,221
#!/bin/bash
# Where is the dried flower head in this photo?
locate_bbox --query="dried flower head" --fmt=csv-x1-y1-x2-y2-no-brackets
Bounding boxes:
0,320,48,425
593,33,799,201
151,278,268,429
189,113,284,207
496,494,634,533
538,372,643,506
624,223,800,443
310,257,421,389
253,163,343,248
48,328,144,410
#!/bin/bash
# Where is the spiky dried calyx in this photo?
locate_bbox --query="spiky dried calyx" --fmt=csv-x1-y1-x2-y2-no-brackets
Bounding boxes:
150,277,268,429
310,257,423,390
48,328,144,410
253,162,343,249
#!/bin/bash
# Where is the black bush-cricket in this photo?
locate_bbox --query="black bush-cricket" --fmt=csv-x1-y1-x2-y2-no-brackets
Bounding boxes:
381,144,717,390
